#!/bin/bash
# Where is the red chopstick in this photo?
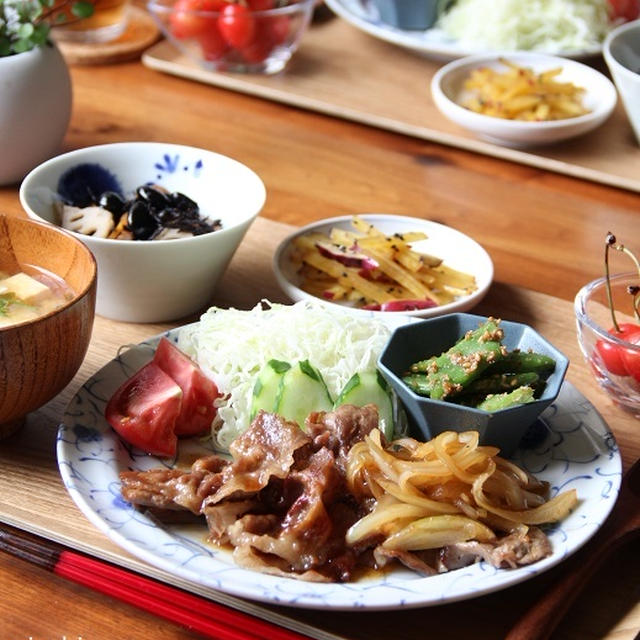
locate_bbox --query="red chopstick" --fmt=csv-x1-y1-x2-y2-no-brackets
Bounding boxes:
0,525,312,640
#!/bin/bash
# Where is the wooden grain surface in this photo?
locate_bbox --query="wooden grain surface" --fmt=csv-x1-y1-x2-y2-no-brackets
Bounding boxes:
142,18,640,192
1,216,639,640
0,30,639,638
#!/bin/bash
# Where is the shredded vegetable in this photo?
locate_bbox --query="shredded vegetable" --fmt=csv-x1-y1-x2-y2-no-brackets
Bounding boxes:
177,300,392,451
437,0,613,53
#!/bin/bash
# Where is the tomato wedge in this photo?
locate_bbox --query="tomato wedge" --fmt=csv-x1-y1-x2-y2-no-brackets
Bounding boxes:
608,0,640,21
153,337,220,436
105,338,220,456
105,362,182,457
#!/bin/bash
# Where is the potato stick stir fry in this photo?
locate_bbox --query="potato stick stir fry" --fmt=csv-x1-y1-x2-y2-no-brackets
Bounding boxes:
346,429,578,552
462,59,590,121
290,216,478,312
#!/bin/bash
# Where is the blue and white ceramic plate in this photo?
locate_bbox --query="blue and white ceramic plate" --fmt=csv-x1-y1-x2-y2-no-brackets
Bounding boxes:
58,327,622,610
324,0,603,61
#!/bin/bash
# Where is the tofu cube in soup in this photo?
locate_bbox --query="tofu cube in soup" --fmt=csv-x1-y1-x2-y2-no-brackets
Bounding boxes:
1,273,51,305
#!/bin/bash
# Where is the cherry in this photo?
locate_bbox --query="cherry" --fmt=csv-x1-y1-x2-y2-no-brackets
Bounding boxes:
595,232,640,377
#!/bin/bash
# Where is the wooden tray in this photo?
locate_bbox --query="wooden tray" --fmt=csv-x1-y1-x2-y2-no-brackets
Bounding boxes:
1,217,639,640
142,17,640,193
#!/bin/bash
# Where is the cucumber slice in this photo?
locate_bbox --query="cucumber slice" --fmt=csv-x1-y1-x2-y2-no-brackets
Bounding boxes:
334,370,394,440
275,360,333,429
250,359,291,420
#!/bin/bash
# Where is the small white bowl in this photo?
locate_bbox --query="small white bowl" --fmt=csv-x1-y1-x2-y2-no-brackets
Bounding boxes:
603,19,640,146
431,52,617,147
20,142,266,323
273,214,493,319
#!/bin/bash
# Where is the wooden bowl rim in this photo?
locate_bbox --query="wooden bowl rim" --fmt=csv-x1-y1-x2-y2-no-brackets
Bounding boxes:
0,214,97,332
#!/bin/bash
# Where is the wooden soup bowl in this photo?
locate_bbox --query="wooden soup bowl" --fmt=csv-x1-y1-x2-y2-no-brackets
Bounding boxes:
0,215,97,438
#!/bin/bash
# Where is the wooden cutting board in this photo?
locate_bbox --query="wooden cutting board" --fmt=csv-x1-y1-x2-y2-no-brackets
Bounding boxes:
1,216,638,640
142,17,640,194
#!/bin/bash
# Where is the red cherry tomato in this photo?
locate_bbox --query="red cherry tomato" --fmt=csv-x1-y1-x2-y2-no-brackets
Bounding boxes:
595,322,640,376
621,330,640,382
153,338,220,436
198,22,228,60
608,0,640,20
264,14,290,45
240,30,273,63
247,0,275,9
169,0,225,40
218,3,256,49
105,361,182,457
239,14,289,64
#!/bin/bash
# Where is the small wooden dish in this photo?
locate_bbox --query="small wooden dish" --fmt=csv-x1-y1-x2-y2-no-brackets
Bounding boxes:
0,215,97,438
56,6,160,66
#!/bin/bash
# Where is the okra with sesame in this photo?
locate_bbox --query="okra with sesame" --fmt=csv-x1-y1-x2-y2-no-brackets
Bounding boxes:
486,350,556,375
403,318,506,400
408,355,437,374
475,386,536,412
460,372,540,397
402,373,432,395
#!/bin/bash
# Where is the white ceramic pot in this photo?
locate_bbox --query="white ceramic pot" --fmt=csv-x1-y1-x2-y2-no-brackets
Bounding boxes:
604,19,640,146
0,43,71,186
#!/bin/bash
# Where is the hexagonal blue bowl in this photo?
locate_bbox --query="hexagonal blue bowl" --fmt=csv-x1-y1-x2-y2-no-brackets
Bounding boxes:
377,313,569,457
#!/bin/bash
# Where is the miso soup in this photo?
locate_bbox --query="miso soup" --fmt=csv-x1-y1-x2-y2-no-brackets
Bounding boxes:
0,266,75,328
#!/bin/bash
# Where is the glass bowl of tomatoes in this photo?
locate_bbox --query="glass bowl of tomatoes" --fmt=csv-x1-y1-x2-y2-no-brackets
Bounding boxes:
147,0,315,74
575,271,640,417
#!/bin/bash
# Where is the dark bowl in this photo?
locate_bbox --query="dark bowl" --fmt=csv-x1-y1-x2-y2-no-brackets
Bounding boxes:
377,312,569,456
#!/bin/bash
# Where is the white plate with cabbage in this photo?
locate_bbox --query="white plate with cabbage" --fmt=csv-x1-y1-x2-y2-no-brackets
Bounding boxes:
325,0,616,60
57,301,622,609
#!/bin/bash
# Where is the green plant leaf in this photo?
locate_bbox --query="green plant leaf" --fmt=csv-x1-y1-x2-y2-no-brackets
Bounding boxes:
71,1,94,18
31,21,50,43
0,0,94,55
17,22,35,38
13,37,35,52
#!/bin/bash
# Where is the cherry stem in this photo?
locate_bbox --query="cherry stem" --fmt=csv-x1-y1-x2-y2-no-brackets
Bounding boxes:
605,232,640,328
604,233,619,333
615,244,640,322
630,286,640,322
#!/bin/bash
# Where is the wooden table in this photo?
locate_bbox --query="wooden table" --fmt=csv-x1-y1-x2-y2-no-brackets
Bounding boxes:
1,20,640,640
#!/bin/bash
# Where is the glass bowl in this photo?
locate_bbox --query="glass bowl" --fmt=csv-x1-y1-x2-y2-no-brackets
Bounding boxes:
147,0,315,74
575,272,640,417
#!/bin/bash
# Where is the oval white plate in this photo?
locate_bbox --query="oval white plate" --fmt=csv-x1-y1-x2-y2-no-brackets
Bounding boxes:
431,53,617,147
324,0,604,61
273,214,493,319
58,325,622,610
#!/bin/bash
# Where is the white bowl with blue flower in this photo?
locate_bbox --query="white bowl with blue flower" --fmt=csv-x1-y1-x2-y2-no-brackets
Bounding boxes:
20,142,266,322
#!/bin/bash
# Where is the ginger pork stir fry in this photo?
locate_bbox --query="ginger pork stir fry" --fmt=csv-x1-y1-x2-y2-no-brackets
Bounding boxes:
120,405,575,582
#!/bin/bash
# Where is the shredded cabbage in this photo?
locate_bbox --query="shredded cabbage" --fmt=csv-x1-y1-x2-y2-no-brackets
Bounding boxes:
436,0,612,52
177,300,392,451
